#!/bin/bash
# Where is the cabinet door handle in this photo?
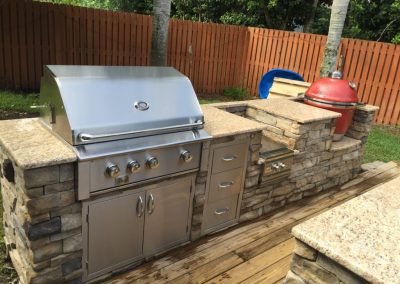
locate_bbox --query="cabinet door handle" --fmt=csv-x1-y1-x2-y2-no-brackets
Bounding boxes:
219,181,234,189
147,193,155,215
222,155,237,162
214,207,230,215
136,196,144,217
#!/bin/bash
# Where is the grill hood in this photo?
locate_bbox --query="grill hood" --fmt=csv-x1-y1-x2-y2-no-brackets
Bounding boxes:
39,65,205,145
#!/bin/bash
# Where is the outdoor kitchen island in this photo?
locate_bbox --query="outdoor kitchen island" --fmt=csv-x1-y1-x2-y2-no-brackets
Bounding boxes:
0,97,378,283
0,105,267,283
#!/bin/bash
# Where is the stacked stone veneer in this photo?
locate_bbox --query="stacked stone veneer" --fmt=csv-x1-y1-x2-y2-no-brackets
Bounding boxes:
214,104,377,223
1,158,82,283
284,239,367,284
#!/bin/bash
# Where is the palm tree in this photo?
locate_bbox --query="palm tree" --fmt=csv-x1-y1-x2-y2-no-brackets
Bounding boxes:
320,0,350,77
303,0,319,33
150,0,171,66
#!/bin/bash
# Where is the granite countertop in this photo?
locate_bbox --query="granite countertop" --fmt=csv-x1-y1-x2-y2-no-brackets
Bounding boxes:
0,107,266,169
247,98,341,123
292,176,400,283
201,105,266,138
0,118,77,169
330,136,361,152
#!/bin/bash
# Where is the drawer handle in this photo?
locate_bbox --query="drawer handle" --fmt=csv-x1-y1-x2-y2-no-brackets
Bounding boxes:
222,155,237,162
214,207,230,215
219,181,234,189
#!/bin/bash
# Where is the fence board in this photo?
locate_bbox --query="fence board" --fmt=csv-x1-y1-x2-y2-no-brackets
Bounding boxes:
10,0,20,88
2,1,12,87
376,45,396,123
17,1,28,88
0,2,5,87
1,0,400,125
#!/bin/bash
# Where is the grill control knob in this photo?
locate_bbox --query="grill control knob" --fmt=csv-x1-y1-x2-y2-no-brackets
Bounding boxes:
146,157,159,169
127,160,141,173
106,164,120,178
180,150,193,163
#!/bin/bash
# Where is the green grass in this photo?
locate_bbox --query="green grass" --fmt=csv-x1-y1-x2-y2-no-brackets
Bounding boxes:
0,90,39,113
363,125,400,163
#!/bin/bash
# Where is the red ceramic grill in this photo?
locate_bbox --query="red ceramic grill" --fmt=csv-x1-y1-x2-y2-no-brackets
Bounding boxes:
304,71,359,141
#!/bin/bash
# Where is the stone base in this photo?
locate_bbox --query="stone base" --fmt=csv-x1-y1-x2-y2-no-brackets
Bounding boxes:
284,239,367,284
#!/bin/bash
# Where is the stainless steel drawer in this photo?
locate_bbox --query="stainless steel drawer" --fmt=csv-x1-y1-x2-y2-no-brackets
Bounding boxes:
203,196,238,230
263,155,294,176
212,143,247,174
208,168,243,202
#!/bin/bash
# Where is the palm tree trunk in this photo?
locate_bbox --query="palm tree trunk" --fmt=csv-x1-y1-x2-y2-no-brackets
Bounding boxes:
320,0,350,77
150,0,171,66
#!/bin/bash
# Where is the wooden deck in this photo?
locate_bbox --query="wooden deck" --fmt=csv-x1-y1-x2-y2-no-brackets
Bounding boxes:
106,162,400,284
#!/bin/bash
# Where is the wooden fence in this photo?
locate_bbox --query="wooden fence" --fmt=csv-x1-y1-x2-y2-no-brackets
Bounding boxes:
1,0,400,125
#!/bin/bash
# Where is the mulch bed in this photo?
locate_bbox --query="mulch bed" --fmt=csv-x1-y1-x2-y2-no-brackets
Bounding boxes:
0,110,39,120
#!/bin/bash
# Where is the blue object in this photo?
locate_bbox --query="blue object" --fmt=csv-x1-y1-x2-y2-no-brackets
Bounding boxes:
259,69,304,99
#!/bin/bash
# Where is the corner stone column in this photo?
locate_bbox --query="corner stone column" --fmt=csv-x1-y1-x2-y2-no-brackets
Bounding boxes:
1,155,83,284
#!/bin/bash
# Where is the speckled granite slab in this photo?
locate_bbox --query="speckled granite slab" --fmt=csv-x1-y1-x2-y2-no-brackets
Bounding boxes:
330,136,361,152
202,106,266,138
292,175,400,283
0,108,265,168
247,99,341,123
0,118,77,169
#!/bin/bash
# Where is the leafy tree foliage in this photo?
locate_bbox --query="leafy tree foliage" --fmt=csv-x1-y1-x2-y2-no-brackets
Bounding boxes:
172,0,316,30
312,0,400,44
41,0,153,13
41,0,400,43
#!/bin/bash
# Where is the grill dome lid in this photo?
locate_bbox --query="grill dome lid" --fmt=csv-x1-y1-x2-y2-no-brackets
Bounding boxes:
39,65,205,145
305,77,358,105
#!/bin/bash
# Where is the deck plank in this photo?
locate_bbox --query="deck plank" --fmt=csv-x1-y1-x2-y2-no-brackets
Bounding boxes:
168,252,244,284
241,255,292,284
106,163,400,284
204,239,295,284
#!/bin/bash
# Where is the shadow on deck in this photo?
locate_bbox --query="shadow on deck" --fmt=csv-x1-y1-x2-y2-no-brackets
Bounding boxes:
105,162,400,284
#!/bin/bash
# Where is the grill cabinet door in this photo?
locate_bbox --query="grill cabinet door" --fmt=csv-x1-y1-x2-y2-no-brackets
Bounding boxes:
143,177,192,256
87,191,145,277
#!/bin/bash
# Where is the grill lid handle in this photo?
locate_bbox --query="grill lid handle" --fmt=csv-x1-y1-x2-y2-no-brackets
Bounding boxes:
78,121,203,142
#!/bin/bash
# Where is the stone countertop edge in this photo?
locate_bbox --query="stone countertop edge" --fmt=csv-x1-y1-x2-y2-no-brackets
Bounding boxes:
205,100,253,108
0,118,78,169
291,175,400,284
356,104,379,112
201,105,267,138
247,99,341,124
330,136,361,152
0,108,266,169
207,99,379,115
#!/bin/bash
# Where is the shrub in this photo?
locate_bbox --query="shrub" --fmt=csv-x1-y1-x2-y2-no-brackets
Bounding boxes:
223,87,248,101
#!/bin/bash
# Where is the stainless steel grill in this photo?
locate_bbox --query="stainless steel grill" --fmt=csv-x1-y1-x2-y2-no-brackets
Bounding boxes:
39,65,211,199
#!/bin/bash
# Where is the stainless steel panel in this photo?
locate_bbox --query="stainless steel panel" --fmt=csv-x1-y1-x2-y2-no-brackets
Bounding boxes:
74,129,211,161
40,65,205,145
88,143,201,193
212,143,247,174
87,191,145,278
260,170,291,185
208,168,243,202
77,161,90,200
143,176,192,256
203,196,238,231
262,155,294,176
